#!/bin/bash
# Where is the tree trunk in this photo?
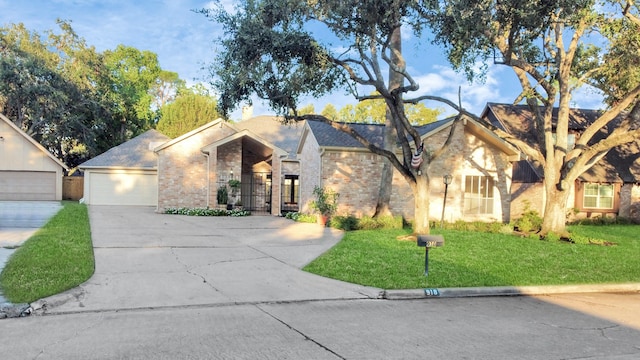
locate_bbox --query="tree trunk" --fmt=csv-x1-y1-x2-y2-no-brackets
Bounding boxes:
374,26,402,218
413,173,430,234
540,186,571,236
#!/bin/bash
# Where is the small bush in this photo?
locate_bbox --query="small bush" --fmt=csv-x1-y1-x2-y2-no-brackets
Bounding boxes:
164,207,250,217
284,212,317,223
330,215,359,231
512,208,543,233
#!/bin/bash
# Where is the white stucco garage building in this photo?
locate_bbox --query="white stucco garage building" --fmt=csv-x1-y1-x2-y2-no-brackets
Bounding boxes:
78,130,170,206
0,113,68,201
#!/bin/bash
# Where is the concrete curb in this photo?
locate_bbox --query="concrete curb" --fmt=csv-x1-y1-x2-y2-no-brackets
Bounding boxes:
382,283,640,300
29,287,84,316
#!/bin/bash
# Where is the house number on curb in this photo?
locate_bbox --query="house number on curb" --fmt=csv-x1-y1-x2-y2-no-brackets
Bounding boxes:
417,235,444,294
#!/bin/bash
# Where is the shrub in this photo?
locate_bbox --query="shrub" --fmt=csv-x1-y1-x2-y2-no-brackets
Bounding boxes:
330,215,359,231
512,208,542,233
310,186,339,216
284,212,316,223
164,207,250,217
216,186,228,205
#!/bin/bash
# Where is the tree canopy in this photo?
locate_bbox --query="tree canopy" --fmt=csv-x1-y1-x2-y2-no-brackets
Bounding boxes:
157,86,223,138
423,0,640,234
0,21,180,168
203,0,458,234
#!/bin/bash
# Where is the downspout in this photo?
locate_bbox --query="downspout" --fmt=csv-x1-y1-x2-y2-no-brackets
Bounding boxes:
319,148,325,187
202,151,210,208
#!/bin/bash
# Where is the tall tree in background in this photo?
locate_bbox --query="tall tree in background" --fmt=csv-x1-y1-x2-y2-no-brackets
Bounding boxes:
0,21,108,167
424,0,640,235
157,86,223,138
0,21,178,167
101,45,161,144
204,0,461,234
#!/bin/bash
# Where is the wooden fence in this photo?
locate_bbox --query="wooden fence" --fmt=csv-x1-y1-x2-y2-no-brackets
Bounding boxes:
63,176,84,201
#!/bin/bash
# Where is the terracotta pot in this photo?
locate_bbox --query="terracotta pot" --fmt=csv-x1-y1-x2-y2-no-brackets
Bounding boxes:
317,214,329,226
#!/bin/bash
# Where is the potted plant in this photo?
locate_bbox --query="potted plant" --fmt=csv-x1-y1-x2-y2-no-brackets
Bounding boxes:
228,179,241,210
216,186,228,208
310,186,339,226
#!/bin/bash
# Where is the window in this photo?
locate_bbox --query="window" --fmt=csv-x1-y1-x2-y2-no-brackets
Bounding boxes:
583,184,614,209
283,175,299,205
464,176,494,214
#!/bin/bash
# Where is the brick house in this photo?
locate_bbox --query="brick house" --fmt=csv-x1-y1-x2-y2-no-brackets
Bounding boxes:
296,116,519,223
154,116,304,215
482,103,640,222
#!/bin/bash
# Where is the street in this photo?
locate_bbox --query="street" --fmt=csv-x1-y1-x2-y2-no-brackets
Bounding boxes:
1,293,638,359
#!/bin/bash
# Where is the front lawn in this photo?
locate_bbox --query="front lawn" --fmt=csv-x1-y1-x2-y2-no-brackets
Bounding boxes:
0,202,94,303
303,225,640,289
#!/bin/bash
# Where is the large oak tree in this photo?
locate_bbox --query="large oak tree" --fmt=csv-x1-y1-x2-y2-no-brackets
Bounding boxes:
423,0,640,235
203,0,461,234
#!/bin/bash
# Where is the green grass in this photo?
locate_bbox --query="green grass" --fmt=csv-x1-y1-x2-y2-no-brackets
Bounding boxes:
0,202,95,303
303,225,640,289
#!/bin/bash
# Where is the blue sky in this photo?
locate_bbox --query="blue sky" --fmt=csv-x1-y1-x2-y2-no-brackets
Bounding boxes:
0,0,605,121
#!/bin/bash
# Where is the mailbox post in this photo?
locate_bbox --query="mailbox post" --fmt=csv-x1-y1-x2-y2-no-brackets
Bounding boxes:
417,235,444,296
416,235,444,276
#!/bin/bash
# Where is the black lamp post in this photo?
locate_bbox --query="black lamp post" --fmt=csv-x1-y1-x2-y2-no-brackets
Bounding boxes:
440,174,452,228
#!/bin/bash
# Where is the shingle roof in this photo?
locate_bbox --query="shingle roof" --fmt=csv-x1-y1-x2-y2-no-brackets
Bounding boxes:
307,118,454,149
79,129,170,169
485,103,639,183
233,116,305,156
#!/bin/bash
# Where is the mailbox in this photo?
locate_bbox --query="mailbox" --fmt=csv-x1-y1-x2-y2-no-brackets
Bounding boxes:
417,235,444,248
417,235,444,278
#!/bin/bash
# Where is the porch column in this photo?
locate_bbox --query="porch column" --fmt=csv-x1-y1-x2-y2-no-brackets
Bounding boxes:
208,147,218,207
271,155,283,215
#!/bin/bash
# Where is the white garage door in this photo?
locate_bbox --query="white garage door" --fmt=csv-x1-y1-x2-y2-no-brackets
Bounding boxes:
87,170,157,206
0,171,56,200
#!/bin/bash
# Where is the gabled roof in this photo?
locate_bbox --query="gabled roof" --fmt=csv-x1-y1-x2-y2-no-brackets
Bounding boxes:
0,113,68,170
233,116,305,158
483,103,639,183
79,129,170,169
303,118,454,150
201,128,288,158
298,116,519,161
153,118,229,152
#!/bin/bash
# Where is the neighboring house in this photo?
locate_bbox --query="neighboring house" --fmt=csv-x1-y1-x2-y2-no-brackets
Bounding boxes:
482,103,640,222
297,116,519,223
79,129,170,206
154,116,304,215
0,113,68,201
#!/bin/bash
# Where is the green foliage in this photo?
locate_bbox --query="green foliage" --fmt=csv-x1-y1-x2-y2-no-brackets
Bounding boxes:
310,186,339,216
288,211,403,231
512,207,543,234
216,186,228,205
328,93,443,125
164,207,250,217
0,21,179,168
0,202,94,303
157,89,222,137
329,215,360,231
284,211,317,223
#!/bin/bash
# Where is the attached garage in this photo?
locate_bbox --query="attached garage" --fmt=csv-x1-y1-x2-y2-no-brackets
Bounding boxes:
84,170,158,206
0,114,67,200
0,171,57,201
79,130,170,207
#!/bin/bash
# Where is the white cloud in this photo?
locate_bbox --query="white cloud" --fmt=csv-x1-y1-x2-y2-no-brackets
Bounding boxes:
409,64,512,115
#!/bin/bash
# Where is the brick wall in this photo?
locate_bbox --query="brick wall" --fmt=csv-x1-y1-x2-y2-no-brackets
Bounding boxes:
157,124,236,212
618,184,640,222
305,121,514,222
298,129,322,213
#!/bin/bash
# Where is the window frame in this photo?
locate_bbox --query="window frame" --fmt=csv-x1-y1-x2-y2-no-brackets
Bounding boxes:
463,175,495,215
575,182,620,214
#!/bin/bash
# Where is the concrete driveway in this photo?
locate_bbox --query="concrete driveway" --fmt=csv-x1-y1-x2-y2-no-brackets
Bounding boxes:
40,206,380,314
